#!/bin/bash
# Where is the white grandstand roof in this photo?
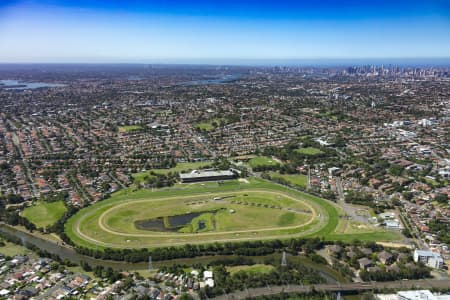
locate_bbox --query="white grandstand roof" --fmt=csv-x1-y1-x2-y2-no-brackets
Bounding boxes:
180,169,234,179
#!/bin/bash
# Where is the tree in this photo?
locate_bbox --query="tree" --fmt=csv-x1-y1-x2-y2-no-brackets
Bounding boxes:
435,193,448,204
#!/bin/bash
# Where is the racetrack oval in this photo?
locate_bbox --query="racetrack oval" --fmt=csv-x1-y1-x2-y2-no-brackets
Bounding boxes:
65,180,338,249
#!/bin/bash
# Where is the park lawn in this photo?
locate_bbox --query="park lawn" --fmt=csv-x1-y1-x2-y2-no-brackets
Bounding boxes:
67,266,100,280
195,122,214,131
227,264,275,275
118,125,143,132
133,173,158,184
22,201,67,228
248,156,281,168
425,177,440,187
0,241,31,257
195,118,228,131
295,147,324,156
269,172,307,188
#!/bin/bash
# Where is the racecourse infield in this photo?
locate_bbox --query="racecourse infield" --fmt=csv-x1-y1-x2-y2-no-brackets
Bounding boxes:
65,178,400,249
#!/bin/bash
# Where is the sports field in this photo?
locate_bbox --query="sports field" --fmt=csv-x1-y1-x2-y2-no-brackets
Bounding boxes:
118,125,143,132
22,201,67,228
248,156,281,168
65,178,401,249
269,172,308,188
295,147,324,156
195,118,228,131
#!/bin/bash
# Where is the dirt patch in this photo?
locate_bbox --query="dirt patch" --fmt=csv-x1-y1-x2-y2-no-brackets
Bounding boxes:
376,241,413,249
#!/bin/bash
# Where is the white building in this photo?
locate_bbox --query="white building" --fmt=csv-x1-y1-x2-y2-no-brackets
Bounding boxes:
203,270,214,287
0,290,9,297
413,250,444,269
399,290,450,300
385,220,401,230
203,270,213,279
398,290,436,300
376,290,450,300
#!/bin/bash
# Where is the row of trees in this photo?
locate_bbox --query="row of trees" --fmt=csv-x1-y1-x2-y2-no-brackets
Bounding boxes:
66,237,325,263
1,208,36,232
0,193,25,204
139,171,178,189
428,219,450,246
360,264,431,282
344,190,375,207
343,190,392,214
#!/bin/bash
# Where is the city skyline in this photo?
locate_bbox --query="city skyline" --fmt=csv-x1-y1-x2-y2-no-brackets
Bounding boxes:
0,0,450,63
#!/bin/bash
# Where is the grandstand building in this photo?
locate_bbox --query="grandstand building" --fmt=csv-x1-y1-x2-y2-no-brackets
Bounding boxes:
180,169,237,183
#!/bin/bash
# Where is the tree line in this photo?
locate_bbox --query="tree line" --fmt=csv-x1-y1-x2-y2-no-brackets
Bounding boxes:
63,237,325,263
360,263,430,282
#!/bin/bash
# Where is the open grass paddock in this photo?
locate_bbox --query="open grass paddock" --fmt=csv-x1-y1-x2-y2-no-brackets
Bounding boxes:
269,172,308,188
295,147,324,156
65,178,401,250
248,156,281,168
22,201,67,228
118,125,143,132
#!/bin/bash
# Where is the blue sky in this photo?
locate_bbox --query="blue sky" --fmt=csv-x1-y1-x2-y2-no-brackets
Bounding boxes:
0,0,449,63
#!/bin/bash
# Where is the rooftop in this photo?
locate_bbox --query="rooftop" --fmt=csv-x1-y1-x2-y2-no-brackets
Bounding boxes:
180,169,235,179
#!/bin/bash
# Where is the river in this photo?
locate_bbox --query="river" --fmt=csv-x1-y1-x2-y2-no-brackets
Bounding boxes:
0,223,343,283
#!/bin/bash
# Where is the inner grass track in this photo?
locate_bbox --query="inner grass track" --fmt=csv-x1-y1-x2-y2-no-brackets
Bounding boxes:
65,178,401,249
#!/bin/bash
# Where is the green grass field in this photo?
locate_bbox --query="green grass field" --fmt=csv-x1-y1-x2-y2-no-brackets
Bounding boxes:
65,178,401,250
102,191,311,234
195,118,227,131
269,172,307,188
248,156,281,168
227,264,275,275
195,122,214,131
22,201,67,228
118,125,144,133
295,147,324,156
0,241,32,257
